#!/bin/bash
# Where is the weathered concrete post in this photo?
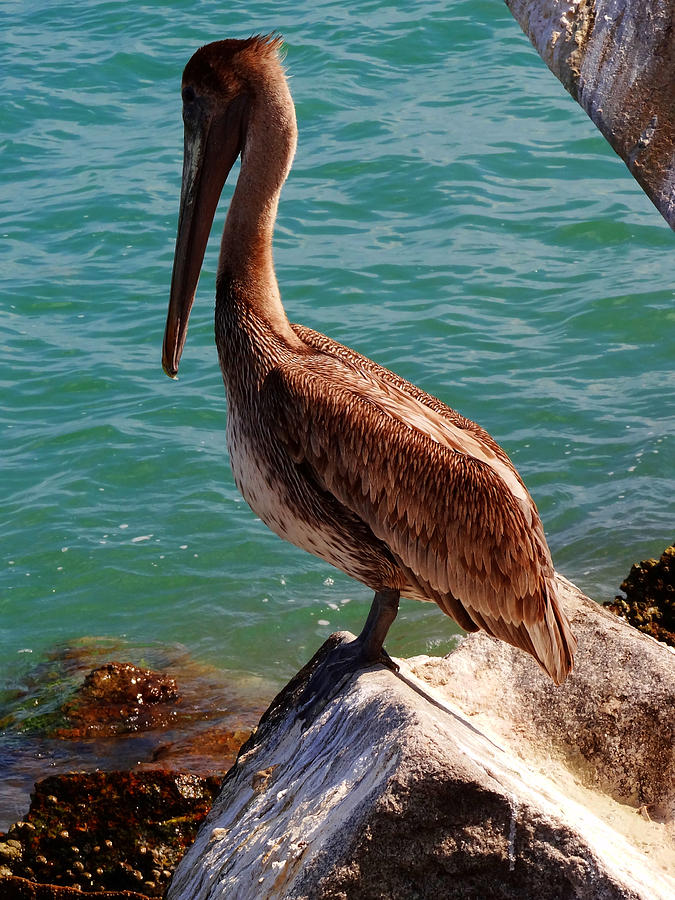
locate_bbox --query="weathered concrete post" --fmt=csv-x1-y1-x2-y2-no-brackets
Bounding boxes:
506,0,675,228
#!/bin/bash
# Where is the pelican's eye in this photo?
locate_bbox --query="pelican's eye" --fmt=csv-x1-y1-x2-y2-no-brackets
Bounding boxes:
182,85,197,104
181,85,201,127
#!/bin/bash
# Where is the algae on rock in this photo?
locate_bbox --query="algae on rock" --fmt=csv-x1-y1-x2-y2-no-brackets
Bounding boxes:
605,542,675,647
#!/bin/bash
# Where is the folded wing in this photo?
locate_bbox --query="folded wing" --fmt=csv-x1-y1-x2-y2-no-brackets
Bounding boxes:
263,342,576,682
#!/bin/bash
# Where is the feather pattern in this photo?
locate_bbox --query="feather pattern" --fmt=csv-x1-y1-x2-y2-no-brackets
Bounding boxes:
258,329,576,683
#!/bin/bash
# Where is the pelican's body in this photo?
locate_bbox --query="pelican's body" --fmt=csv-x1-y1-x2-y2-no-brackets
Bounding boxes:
163,36,576,693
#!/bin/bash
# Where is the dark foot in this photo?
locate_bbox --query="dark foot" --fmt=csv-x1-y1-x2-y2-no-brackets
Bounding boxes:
298,588,401,724
379,646,400,675
298,633,396,723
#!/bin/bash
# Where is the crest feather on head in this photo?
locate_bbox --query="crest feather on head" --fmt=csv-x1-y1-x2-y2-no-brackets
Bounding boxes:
183,34,286,93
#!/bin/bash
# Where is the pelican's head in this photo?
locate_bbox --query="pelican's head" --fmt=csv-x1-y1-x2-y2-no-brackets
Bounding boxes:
162,36,285,378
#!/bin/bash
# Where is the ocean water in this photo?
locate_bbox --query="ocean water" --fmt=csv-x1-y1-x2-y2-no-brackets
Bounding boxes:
2,0,673,820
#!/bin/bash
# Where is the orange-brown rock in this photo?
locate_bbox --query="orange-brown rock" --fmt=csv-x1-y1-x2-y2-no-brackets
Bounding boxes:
0,770,220,897
56,663,180,739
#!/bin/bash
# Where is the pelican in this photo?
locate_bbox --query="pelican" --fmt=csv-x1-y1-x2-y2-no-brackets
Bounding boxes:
162,36,576,706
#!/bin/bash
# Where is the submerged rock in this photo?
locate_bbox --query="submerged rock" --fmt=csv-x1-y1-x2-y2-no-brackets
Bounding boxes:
604,542,675,647
56,662,180,739
167,576,675,900
0,641,266,832
147,726,252,773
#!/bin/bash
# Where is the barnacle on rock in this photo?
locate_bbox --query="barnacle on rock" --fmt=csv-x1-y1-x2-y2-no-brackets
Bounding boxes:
605,542,675,646
0,770,222,897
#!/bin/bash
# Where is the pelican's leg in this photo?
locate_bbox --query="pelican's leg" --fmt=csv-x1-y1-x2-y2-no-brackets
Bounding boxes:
355,588,401,668
299,589,400,722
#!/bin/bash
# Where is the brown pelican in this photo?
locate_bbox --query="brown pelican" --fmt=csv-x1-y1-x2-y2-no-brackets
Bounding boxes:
162,35,576,705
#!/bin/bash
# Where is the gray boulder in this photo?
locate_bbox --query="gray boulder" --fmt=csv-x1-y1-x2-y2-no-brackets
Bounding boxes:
167,577,674,899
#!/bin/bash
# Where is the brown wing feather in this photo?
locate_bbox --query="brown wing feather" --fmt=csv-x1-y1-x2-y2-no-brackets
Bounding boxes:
262,350,576,682
291,323,517,471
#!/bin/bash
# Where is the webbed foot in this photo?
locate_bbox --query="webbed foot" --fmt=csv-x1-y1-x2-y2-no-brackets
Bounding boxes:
298,589,400,724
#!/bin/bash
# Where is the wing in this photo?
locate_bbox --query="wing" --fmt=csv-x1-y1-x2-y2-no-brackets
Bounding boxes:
291,323,518,472
262,351,576,682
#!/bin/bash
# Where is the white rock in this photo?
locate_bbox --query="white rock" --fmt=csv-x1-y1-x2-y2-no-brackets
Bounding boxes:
168,577,674,899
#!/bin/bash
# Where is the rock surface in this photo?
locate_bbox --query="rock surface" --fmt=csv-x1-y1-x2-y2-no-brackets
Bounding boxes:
167,576,675,899
605,542,675,647
0,875,149,899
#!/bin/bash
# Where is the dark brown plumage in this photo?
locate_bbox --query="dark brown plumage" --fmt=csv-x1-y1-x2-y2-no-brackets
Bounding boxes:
163,35,577,691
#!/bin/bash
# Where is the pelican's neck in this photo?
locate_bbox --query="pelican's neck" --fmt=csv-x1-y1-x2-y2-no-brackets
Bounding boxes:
217,71,298,340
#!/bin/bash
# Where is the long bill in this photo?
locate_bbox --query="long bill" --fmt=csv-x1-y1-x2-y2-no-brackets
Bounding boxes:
162,101,242,378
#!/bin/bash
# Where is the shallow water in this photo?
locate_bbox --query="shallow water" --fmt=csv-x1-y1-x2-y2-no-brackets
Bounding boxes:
2,0,673,826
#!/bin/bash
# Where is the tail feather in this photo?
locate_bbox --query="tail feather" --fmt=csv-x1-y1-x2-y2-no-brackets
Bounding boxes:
447,577,577,684
528,579,577,684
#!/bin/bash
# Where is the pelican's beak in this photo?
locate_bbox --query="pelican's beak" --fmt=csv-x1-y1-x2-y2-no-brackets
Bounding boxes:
162,94,244,378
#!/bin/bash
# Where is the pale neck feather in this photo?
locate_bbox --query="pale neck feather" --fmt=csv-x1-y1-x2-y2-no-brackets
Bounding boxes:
217,70,299,342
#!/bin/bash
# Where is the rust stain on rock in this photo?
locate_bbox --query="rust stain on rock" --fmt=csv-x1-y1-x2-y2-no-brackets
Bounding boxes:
563,0,596,85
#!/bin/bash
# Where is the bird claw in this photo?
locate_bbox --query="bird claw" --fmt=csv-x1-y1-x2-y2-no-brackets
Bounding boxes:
379,647,400,674
297,636,397,725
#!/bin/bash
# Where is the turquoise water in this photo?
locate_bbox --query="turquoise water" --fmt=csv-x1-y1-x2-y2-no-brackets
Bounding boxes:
2,0,673,786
